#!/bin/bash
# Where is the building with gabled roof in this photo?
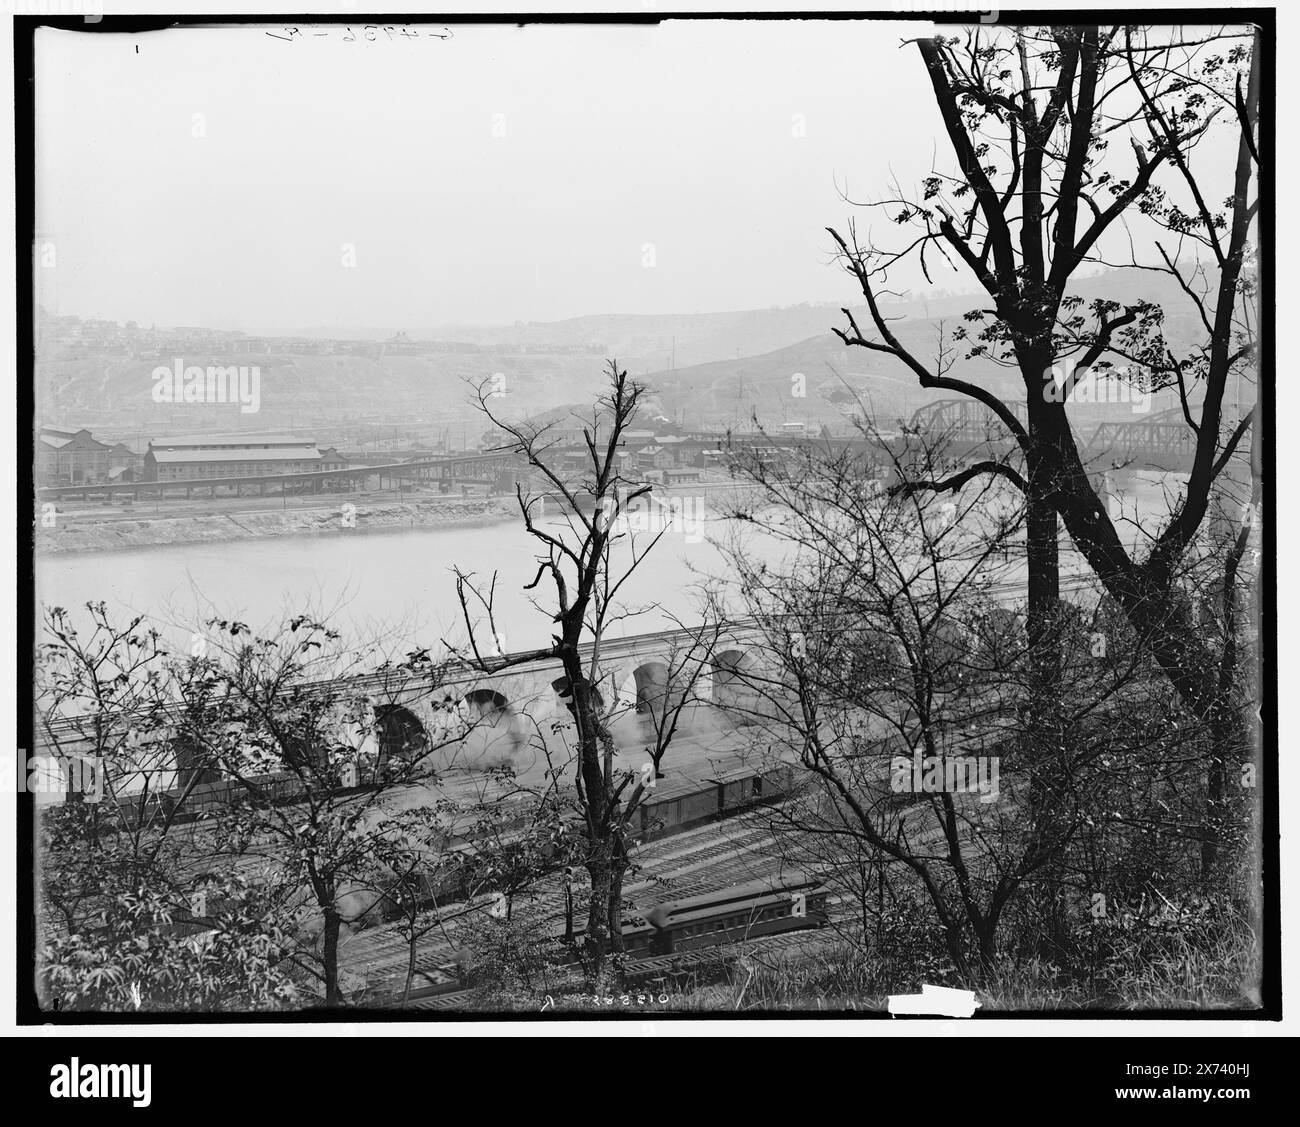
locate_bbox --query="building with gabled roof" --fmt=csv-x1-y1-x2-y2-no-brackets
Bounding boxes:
144,433,324,482
38,426,138,485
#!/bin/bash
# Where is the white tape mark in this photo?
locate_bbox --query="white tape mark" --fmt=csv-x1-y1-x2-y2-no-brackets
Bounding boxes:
887,984,981,1018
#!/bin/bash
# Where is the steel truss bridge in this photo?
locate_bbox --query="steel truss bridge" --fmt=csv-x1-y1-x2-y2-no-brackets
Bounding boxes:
907,399,1233,473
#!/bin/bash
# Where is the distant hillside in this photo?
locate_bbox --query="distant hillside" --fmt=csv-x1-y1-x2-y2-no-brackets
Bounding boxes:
633,268,1210,432
424,305,856,374
38,268,1212,436
35,349,613,436
636,333,1000,430
418,268,1205,375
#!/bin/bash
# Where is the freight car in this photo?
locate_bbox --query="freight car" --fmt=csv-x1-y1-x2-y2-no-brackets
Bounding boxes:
631,763,794,839
619,870,827,957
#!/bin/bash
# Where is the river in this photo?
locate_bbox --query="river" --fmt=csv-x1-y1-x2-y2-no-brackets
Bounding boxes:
34,512,759,655
34,470,1185,656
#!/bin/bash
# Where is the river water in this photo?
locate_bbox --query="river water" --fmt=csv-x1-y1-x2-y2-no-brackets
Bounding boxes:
34,512,759,655
34,471,1184,655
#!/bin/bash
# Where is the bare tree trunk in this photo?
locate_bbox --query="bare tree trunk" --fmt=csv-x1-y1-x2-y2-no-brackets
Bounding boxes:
570,667,617,987
1203,477,1258,878
322,905,342,1006
402,927,417,1009
1022,406,1072,953
583,836,614,988
607,834,629,958
1023,382,1063,663
977,920,999,976
940,912,973,985
1025,492,1061,661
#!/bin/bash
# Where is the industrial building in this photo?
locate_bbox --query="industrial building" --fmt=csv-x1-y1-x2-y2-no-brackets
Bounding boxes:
38,426,139,485
143,434,329,482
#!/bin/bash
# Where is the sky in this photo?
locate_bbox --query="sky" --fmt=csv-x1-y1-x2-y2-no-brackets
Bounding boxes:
34,19,948,332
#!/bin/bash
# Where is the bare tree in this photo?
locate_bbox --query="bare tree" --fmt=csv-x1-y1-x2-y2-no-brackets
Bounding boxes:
449,360,710,987
826,26,1261,856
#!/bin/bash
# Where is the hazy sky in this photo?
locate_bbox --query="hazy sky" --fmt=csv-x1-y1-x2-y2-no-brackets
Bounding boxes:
35,19,950,332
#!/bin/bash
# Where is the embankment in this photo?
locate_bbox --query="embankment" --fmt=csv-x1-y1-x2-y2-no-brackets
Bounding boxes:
35,497,518,554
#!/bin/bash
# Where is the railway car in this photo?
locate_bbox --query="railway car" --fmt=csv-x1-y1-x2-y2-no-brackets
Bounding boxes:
410,962,464,996
632,763,795,839
623,870,827,957
358,959,465,1007
714,764,793,811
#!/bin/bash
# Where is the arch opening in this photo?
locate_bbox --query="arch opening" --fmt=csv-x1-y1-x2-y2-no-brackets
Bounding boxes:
631,662,671,718
373,704,431,778
463,688,509,721
458,687,524,769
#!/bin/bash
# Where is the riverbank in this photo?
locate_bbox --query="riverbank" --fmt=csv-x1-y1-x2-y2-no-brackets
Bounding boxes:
35,496,520,554
35,478,769,556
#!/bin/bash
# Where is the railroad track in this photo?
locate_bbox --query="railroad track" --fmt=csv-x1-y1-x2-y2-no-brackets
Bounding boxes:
359,829,1012,1010
344,803,807,1006
339,770,1023,1008
375,908,844,1012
